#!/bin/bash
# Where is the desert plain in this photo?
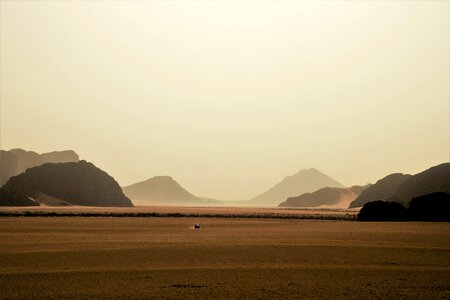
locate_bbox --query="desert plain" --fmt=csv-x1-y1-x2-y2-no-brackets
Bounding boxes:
0,208,449,299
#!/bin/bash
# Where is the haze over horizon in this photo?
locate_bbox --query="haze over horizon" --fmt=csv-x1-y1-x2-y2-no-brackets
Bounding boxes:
1,1,449,200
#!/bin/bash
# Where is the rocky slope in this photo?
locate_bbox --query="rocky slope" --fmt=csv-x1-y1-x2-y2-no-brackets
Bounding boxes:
349,173,412,208
0,149,79,187
388,163,450,206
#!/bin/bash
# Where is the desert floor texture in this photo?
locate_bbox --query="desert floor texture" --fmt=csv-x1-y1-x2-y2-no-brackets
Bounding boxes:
0,215,449,299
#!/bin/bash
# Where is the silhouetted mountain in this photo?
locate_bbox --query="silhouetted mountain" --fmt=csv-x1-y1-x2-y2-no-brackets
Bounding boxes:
249,168,344,206
0,149,79,187
123,176,201,204
408,192,450,221
358,192,450,222
358,201,408,221
348,173,412,208
279,185,368,208
388,163,450,206
0,161,132,207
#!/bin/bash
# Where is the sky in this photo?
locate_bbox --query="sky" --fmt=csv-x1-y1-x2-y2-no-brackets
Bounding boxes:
1,0,449,200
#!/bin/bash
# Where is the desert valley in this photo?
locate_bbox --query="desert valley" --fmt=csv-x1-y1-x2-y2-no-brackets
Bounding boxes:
1,1,449,299
0,148,449,299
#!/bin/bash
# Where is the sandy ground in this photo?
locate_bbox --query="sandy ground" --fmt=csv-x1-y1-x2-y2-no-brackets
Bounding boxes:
0,217,449,299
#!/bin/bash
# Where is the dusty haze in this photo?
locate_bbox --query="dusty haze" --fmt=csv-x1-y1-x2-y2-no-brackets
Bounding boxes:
1,1,449,200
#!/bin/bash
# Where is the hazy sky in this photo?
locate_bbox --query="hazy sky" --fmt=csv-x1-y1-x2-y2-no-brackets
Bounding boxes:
1,1,449,200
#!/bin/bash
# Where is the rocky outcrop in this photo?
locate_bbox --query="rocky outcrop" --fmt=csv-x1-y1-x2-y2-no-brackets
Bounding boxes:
408,192,450,221
0,149,79,187
0,161,133,207
123,176,199,204
349,173,412,208
358,192,450,222
357,201,408,221
389,163,450,206
249,168,344,206
279,185,368,208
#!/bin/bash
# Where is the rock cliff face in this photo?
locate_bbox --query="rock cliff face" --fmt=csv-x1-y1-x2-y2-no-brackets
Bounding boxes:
279,185,368,208
0,149,79,187
249,168,345,206
0,161,133,207
348,173,412,208
123,176,198,204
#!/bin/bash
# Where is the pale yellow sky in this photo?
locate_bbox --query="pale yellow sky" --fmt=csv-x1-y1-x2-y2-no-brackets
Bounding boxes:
1,0,449,200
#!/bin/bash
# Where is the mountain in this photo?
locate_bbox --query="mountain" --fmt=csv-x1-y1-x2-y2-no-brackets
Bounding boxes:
123,176,201,204
249,168,345,206
388,163,450,206
279,185,368,208
0,149,79,187
348,173,412,208
0,151,17,188
0,161,133,207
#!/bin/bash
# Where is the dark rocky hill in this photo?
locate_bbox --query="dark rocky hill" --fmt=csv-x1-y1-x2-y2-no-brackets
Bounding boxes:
389,163,450,206
0,149,79,187
349,173,412,208
0,161,132,207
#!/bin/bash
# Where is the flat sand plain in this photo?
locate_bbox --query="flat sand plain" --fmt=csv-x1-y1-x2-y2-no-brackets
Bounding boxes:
0,216,449,299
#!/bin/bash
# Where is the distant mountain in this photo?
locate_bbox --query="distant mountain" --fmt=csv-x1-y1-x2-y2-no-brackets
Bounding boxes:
388,163,450,206
0,149,79,187
0,161,133,207
0,151,17,188
348,173,412,208
279,185,368,208
249,168,345,206
123,176,205,205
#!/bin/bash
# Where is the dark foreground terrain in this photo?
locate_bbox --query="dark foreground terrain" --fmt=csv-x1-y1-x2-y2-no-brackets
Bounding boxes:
0,217,449,299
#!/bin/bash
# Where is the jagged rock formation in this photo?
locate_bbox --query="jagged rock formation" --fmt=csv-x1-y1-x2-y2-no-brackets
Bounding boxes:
279,185,368,208
388,163,450,206
0,161,133,207
123,176,200,204
349,173,412,208
249,168,344,206
0,149,79,187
